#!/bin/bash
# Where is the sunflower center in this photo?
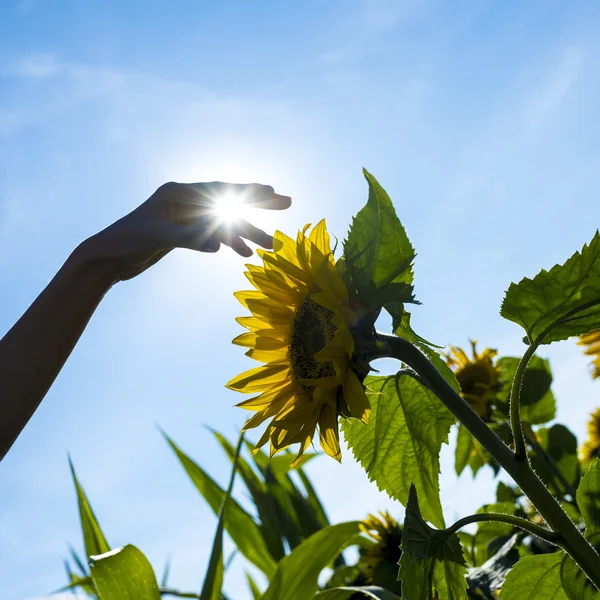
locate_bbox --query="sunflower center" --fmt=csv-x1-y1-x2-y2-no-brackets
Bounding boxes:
289,292,337,382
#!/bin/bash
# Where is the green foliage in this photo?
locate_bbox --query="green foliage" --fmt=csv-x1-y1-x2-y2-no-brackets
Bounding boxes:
260,521,360,600
344,169,416,310
578,460,600,535
89,545,161,600
343,373,455,528
163,432,277,578
398,486,468,600
499,552,568,599
315,586,402,599
530,424,580,496
496,356,556,424
472,503,517,566
501,231,600,345
69,458,110,559
561,537,600,600
199,433,244,600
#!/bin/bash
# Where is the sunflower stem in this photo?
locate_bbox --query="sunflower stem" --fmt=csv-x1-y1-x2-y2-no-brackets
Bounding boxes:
445,512,564,547
509,342,538,460
379,333,600,591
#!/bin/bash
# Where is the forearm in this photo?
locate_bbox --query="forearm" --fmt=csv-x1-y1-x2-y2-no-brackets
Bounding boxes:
0,242,117,460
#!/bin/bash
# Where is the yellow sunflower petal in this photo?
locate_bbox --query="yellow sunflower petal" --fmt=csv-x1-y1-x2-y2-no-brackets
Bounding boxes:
318,403,341,462
308,219,331,254
342,370,370,423
226,363,289,392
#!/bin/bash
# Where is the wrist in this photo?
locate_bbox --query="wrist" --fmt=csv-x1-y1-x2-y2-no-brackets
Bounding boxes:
66,238,122,290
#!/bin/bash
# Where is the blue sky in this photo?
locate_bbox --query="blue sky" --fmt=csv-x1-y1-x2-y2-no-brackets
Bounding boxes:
2,0,600,598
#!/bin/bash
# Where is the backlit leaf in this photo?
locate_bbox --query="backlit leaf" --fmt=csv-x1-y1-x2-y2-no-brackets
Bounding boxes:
343,373,455,528
163,433,276,578
344,169,416,309
69,458,110,559
398,486,467,600
501,232,600,345
90,545,160,600
260,521,360,600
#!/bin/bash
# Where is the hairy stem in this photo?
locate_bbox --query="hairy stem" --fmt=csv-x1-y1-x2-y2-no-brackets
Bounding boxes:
379,333,600,590
509,343,538,460
446,512,564,547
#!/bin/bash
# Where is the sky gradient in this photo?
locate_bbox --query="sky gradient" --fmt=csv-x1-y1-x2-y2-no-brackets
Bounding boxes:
2,1,600,598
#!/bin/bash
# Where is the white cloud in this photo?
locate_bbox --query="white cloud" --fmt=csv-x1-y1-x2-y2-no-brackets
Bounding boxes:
10,53,60,79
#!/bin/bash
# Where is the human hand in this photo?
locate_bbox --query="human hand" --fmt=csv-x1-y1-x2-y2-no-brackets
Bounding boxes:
79,181,292,282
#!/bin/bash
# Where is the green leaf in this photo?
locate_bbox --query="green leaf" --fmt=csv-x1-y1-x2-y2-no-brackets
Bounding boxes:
342,373,454,528
296,466,330,528
530,425,580,496
386,304,441,349
499,552,568,599
455,424,473,477
315,587,402,599
344,169,416,309
89,545,161,600
398,486,467,600
472,503,517,566
69,457,110,559
200,433,244,600
496,356,556,424
577,459,600,535
560,532,600,600
260,521,360,600
246,573,262,600
500,231,600,345
163,433,276,578
496,482,521,504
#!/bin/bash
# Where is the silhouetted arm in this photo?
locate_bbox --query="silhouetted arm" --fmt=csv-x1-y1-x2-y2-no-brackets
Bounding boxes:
0,181,291,460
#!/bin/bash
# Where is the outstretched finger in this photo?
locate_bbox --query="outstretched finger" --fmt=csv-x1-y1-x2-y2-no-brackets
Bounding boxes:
233,219,274,249
186,182,292,210
220,232,253,257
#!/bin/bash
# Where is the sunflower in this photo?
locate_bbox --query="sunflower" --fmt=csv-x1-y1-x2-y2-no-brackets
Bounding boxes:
226,220,370,466
578,330,600,379
359,511,403,579
580,408,600,462
445,341,500,418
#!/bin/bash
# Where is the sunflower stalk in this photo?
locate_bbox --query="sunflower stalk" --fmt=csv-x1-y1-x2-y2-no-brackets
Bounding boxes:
378,332,600,590
508,342,537,460
444,512,564,547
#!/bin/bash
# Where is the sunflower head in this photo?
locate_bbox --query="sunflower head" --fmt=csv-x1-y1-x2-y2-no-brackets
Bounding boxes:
445,340,500,418
359,511,403,579
578,330,600,379
226,220,370,466
581,408,600,463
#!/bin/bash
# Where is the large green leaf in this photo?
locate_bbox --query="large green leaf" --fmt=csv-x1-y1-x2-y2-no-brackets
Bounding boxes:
500,231,600,345
398,486,467,600
69,458,110,559
89,545,161,600
500,552,567,599
260,521,360,600
344,169,416,309
578,459,600,535
163,433,276,577
343,373,455,528
496,356,556,425
560,538,600,600
315,587,401,599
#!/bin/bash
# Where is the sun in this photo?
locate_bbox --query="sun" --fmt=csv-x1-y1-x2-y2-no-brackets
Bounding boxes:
210,192,251,225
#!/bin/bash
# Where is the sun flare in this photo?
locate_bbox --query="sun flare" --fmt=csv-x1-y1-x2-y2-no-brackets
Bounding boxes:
210,192,251,224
